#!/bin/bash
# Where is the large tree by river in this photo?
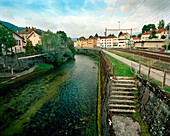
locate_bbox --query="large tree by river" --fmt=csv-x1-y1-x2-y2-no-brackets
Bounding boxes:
41,30,75,64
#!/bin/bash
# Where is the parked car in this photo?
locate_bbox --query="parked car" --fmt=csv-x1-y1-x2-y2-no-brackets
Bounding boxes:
156,48,165,52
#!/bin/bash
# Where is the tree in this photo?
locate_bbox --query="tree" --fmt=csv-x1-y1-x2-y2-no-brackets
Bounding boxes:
118,31,123,37
165,23,170,30
158,19,165,29
131,35,136,37
67,37,76,56
0,25,16,55
34,44,43,52
161,35,166,39
149,30,158,39
137,33,142,38
25,39,34,53
89,35,93,38
108,34,115,36
41,30,75,64
142,24,156,33
94,33,98,37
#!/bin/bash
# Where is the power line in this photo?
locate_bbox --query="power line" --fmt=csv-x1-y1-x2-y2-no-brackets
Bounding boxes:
121,0,147,26
106,0,119,28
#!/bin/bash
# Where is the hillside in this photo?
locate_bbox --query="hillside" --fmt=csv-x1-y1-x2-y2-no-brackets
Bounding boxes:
0,20,25,32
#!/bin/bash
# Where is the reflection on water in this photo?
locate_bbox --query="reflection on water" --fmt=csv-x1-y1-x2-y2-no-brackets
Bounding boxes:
0,55,98,136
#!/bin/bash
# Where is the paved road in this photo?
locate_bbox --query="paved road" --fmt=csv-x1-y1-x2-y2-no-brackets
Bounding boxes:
103,50,170,88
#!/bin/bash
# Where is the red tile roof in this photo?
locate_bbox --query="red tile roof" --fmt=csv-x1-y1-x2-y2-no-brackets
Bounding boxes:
17,27,41,35
131,37,139,39
119,33,130,37
142,28,167,35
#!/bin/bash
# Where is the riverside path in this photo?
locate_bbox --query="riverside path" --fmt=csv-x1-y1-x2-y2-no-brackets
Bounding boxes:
103,50,170,88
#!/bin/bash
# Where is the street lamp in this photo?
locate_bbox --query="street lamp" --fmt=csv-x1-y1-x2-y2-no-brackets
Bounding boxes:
166,23,170,52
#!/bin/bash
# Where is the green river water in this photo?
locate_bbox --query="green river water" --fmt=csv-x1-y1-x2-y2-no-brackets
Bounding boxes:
0,55,98,136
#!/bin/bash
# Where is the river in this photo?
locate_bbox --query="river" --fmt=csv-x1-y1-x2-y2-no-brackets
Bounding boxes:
0,55,98,136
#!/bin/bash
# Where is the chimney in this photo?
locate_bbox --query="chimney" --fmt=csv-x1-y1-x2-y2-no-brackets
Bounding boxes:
17,29,18,33
32,27,34,30
28,27,30,31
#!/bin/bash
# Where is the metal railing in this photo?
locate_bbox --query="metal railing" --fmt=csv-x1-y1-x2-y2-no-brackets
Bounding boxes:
100,51,115,78
131,62,170,91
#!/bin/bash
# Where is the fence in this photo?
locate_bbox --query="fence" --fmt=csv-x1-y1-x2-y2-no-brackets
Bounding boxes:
100,51,115,79
131,62,170,91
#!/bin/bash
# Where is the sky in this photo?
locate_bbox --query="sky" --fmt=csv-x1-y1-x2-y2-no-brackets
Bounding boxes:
0,0,170,38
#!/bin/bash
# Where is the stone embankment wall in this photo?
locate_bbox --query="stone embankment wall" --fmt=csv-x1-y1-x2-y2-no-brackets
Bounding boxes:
0,54,45,76
136,74,169,135
99,52,111,136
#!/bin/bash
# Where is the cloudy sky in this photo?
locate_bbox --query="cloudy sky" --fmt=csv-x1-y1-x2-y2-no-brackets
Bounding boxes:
0,0,170,38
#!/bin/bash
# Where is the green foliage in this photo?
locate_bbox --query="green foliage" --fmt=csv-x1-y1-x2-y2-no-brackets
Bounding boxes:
142,24,156,33
33,64,54,72
64,48,74,58
34,44,43,52
67,37,76,55
108,33,115,36
25,39,34,53
41,30,76,65
118,31,123,37
131,35,136,37
162,45,170,50
0,81,14,88
0,25,16,55
89,35,93,38
137,33,142,38
149,30,158,39
161,35,166,39
95,33,98,37
158,19,165,29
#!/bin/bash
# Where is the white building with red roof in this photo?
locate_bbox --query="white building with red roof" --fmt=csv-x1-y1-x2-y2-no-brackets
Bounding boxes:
119,33,130,39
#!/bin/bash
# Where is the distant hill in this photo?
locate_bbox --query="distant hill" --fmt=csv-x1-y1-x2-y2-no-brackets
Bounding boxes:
0,20,25,32
71,38,78,42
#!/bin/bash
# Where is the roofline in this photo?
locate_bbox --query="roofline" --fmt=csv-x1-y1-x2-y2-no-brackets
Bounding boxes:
0,23,26,42
27,31,41,39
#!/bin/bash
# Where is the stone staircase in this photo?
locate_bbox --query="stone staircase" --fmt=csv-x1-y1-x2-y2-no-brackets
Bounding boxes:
109,76,138,114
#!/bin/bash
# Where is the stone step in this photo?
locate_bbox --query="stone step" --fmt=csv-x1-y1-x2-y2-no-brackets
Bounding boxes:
109,99,136,104
109,104,136,109
109,109,136,113
112,79,136,84
110,95,135,100
115,76,135,80
111,87,137,91
110,91,136,96
111,83,136,88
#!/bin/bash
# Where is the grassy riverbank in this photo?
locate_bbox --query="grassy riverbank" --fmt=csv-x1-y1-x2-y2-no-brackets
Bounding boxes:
106,53,134,77
33,64,54,72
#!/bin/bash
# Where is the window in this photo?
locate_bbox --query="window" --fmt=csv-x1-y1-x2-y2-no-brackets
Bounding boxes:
34,34,36,37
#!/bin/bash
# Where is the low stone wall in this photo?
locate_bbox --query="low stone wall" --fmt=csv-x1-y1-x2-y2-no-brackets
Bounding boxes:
136,74,170,135
0,54,45,76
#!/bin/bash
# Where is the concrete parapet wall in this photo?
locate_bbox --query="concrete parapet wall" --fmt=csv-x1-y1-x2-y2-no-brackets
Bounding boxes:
0,54,45,76
136,74,170,135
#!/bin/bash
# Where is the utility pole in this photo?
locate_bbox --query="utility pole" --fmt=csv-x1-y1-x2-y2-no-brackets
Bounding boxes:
130,28,132,49
105,28,107,48
118,21,120,30
166,23,170,52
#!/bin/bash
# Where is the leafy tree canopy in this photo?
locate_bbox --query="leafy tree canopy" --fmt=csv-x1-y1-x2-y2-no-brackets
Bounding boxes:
131,35,136,37
142,24,156,33
95,33,98,37
118,31,123,37
25,39,34,53
108,34,115,36
158,19,165,29
89,35,93,38
0,25,16,55
137,33,142,38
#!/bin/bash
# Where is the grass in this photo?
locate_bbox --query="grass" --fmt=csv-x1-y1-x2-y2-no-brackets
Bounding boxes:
0,81,14,88
78,52,99,61
109,50,169,70
141,73,170,92
33,64,54,72
105,53,134,77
